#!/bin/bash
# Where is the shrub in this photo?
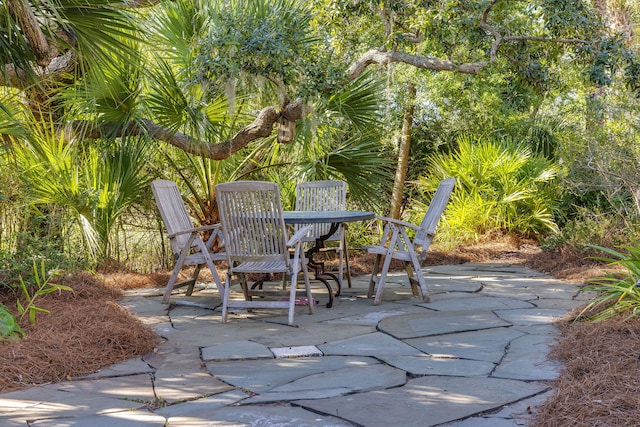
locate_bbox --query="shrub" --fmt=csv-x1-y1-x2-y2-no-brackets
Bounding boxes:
412,135,562,246
576,244,640,322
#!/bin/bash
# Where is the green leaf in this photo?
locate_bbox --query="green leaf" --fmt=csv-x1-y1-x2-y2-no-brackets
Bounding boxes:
0,304,24,339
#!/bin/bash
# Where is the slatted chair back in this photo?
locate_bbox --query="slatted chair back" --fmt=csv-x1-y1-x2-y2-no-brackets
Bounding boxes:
217,181,288,265
152,180,198,256
414,177,457,253
295,180,347,240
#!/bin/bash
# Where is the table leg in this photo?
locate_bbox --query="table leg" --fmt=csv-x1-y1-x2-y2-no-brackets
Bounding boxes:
305,222,341,308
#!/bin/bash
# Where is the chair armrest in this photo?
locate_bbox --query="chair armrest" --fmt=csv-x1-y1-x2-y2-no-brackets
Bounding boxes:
287,225,312,246
374,215,422,233
168,224,221,239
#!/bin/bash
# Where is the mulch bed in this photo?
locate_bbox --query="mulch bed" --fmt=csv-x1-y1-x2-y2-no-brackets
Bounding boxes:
534,316,640,426
0,272,158,392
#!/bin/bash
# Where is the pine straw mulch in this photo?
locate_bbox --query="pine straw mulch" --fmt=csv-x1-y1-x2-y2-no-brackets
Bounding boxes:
0,272,159,393
0,238,639,426
534,316,640,426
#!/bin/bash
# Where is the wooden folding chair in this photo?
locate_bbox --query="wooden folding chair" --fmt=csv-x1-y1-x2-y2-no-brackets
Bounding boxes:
216,181,314,325
151,180,225,304
367,178,456,305
295,180,351,288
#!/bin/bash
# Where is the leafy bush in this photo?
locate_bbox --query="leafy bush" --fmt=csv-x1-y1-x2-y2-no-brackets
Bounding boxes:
412,135,562,245
540,207,638,254
576,244,640,321
0,226,81,291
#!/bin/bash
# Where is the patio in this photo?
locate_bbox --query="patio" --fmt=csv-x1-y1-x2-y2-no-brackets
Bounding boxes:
0,262,589,426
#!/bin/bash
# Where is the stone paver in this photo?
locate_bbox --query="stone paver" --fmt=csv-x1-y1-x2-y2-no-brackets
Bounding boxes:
0,263,587,426
295,375,548,427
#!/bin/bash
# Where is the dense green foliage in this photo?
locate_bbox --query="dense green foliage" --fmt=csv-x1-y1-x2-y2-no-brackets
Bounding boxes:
412,136,561,246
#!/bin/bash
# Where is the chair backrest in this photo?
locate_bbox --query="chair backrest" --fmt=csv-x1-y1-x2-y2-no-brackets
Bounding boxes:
151,179,196,255
414,178,456,248
295,180,347,238
216,181,288,264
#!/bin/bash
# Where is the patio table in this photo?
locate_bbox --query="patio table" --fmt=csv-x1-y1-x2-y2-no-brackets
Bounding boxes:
283,210,374,308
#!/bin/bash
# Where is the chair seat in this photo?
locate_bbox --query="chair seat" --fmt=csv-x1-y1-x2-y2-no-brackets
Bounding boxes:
184,252,227,265
231,260,288,274
366,245,414,262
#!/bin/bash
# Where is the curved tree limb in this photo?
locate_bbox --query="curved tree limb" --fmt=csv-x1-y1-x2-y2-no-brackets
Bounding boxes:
73,101,305,160
347,49,487,80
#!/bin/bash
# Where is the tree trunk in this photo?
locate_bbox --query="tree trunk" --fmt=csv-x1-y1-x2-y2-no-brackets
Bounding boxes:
390,82,416,219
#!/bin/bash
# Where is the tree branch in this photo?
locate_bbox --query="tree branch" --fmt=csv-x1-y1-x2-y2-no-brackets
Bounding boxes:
347,49,487,79
72,101,305,160
6,0,53,66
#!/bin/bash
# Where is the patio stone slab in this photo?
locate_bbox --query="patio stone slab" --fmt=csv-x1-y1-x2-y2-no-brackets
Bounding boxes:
118,295,167,315
426,277,484,293
201,340,274,361
380,354,496,376
323,306,427,326
30,410,166,426
153,369,232,403
0,387,143,424
478,283,540,300
484,389,555,421
156,390,249,418
421,294,534,311
245,363,406,403
295,375,548,427
142,349,203,371
405,327,525,363
77,358,153,380
42,374,156,403
494,308,570,326
318,331,423,357
173,404,354,426
492,334,561,381
206,356,378,393
442,390,553,427
427,264,544,277
532,297,587,310
441,417,527,426
378,310,511,339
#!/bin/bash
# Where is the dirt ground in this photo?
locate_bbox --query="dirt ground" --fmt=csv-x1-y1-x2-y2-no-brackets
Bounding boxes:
1,238,638,426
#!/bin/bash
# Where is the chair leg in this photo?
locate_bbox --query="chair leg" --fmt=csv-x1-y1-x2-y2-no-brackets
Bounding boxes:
287,272,297,326
374,250,395,305
221,275,231,323
185,265,202,296
404,262,420,297
343,234,352,288
301,259,314,315
162,262,183,304
368,254,382,298
239,274,251,301
408,255,430,303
